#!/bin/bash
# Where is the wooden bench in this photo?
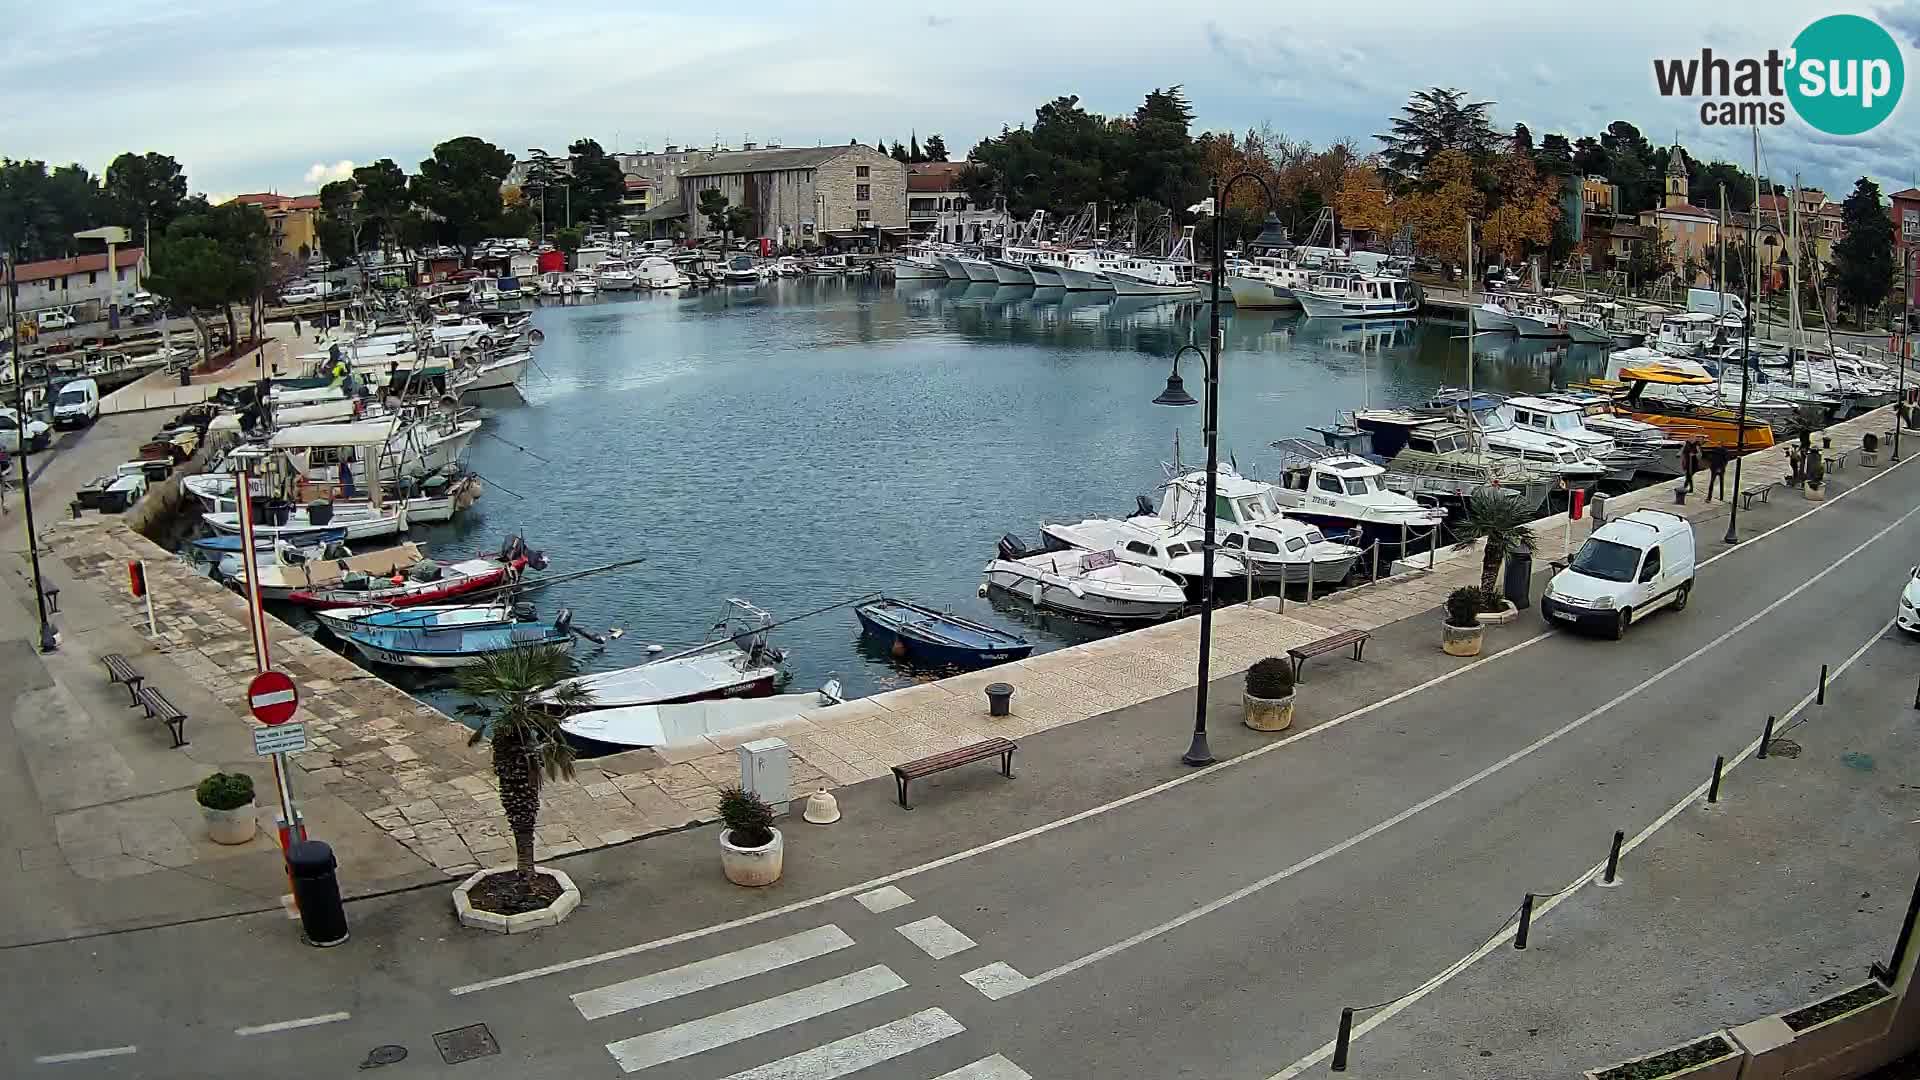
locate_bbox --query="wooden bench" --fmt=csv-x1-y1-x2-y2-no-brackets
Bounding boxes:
1737,481,1779,511
893,737,1016,809
134,685,188,748
1824,448,1853,473
1288,629,1372,680
102,653,144,705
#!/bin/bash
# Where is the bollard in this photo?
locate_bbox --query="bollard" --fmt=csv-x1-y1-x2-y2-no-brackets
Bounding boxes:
1601,829,1625,886
1372,542,1380,583
1818,663,1828,705
1307,556,1315,600
1515,893,1535,950
1331,1007,1355,1072
1707,755,1724,803
984,682,1014,718
1913,677,1919,711
287,840,349,947
1759,715,1775,758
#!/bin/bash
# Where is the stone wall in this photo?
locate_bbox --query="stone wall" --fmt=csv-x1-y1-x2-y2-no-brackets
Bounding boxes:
815,146,906,232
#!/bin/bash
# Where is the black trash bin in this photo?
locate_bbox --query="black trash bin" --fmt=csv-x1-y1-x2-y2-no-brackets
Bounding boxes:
1503,547,1534,610
287,840,349,947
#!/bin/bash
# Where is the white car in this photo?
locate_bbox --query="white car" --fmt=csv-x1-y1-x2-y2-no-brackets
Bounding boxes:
35,309,74,331
0,406,52,453
1899,568,1920,633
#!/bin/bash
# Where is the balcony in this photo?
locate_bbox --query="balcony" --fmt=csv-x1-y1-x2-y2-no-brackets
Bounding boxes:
908,208,939,221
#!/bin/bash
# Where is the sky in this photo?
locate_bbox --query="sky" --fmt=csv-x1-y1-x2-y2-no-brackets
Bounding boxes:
7,1,1920,201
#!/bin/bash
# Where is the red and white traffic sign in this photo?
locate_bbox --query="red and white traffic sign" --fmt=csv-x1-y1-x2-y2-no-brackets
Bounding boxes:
248,670,299,726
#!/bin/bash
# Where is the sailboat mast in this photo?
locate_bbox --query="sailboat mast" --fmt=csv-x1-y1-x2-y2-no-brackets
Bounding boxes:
1466,215,1475,398
1751,127,1763,342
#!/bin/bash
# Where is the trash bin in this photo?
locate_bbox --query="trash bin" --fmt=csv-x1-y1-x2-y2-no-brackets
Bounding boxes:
985,682,1014,718
1503,547,1534,610
1590,494,1608,526
287,840,349,947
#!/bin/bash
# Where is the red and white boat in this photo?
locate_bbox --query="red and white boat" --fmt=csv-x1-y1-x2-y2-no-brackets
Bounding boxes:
285,536,545,609
540,599,787,711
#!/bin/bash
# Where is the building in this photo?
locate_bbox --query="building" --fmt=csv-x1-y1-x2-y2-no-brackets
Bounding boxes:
1892,187,1920,308
676,144,907,248
906,163,978,237
616,146,728,206
1635,146,1718,282
620,176,651,222
1,248,147,315
228,193,322,260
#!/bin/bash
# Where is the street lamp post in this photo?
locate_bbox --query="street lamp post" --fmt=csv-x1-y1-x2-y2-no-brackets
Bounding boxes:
1724,187,1764,546
5,250,57,652
1153,170,1275,767
1899,250,1911,464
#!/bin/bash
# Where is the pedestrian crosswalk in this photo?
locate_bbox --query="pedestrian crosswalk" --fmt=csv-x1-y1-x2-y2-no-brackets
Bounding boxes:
574,910,1033,1078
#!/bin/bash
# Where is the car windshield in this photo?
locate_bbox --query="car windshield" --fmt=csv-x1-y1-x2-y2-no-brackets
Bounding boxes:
1571,538,1640,583
57,389,85,405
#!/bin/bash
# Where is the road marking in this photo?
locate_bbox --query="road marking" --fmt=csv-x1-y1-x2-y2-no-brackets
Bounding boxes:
934,1055,1035,1080
993,498,1920,997
449,441,1915,998
960,962,1032,1000
605,965,906,1073
855,885,914,913
234,1011,351,1036
1266,616,1898,1079
895,915,977,959
574,925,855,1020
713,1008,963,1080
34,1046,137,1064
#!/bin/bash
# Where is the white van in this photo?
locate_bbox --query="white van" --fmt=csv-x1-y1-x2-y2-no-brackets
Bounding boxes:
35,308,74,331
1541,509,1696,638
52,377,100,428
1687,288,1748,321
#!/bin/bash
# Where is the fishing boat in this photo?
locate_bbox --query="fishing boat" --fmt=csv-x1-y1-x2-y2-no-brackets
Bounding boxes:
543,599,788,710
449,351,528,394
807,255,852,277
203,501,409,541
193,528,345,553
218,540,425,601
1425,390,1608,490
1500,395,1657,481
1474,292,1521,332
854,597,1033,667
314,602,520,638
338,610,575,670
1293,271,1419,318
1268,440,1448,546
955,254,1000,283
559,681,846,754
1038,516,1249,601
1105,228,1201,298
1328,415,1555,514
982,538,1188,621
892,247,951,280
1054,250,1117,291
1509,297,1571,338
285,536,542,609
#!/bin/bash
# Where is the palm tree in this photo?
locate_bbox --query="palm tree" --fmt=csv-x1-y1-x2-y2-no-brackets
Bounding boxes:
1450,488,1537,597
457,645,588,887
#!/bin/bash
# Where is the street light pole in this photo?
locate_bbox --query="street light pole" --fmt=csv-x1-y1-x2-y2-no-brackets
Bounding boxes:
1899,250,1910,464
5,250,57,651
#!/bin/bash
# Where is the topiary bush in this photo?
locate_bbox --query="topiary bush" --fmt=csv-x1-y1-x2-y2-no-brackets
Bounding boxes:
1245,657,1296,699
196,771,255,811
1445,587,1482,628
718,785,776,848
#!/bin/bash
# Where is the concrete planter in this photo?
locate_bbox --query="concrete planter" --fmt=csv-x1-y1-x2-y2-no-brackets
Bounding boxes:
721,827,784,887
1581,1032,1742,1080
1476,600,1519,625
453,867,581,934
1243,691,1295,732
202,801,257,845
1777,981,1895,1074
1804,484,1827,502
1861,450,1881,468
1442,622,1484,657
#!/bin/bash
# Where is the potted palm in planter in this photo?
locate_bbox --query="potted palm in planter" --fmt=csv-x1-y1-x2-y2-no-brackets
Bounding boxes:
718,786,784,886
1442,587,1485,656
1448,489,1532,621
196,771,257,845
1243,657,1296,732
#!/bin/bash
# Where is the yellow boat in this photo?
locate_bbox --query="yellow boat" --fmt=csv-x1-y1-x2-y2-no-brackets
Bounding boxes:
1582,367,1774,450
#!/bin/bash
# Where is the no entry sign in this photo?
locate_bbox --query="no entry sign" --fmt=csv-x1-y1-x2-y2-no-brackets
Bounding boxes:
248,670,299,726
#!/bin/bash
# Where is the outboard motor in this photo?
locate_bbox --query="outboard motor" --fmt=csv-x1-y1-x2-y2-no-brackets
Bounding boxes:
511,601,536,621
499,535,528,563
997,533,1030,561
528,549,549,571
1134,495,1155,518
554,608,573,634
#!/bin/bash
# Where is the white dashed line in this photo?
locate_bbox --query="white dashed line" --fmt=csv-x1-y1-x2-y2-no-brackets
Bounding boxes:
34,1046,137,1064
960,962,1033,1000
233,1011,351,1037
573,925,854,1020
934,1055,1036,1080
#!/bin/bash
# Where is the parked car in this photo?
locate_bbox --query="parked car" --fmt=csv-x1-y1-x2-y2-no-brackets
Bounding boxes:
1898,567,1920,634
35,309,74,332
1542,509,1697,638
51,378,100,428
0,406,52,453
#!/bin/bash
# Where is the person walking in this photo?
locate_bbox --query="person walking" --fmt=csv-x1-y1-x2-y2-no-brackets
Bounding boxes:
1705,445,1729,502
1680,439,1701,493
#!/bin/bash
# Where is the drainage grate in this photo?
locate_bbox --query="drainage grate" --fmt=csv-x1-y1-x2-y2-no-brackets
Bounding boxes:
434,1024,500,1065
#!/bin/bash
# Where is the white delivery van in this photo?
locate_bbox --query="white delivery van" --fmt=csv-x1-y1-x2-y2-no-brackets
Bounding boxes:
1687,288,1748,321
1541,509,1696,638
52,378,100,428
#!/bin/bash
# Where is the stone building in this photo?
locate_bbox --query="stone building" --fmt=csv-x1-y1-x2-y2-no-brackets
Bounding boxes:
1636,146,1718,283
676,144,906,248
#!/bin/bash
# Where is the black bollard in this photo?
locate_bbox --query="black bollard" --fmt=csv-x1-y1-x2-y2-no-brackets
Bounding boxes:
1708,755,1724,804
287,840,349,947
1515,893,1535,950
1818,664,1828,705
1913,678,1919,711
1602,829,1625,885
1331,1008,1355,1072
1759,715,1775,759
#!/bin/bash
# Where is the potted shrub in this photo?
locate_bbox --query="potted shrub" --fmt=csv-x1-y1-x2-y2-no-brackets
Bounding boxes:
1243,657,1296,732
1442,587,1485,656
719,785,784,887
196,771,257,845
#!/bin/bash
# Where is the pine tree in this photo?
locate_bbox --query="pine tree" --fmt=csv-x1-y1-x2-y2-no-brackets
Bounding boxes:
909,133,924,163
1833,177,1893,326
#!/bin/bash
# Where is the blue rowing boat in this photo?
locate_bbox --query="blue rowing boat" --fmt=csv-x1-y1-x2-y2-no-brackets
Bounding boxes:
855,596,1033,667
338,611,574,670
192,528,346,553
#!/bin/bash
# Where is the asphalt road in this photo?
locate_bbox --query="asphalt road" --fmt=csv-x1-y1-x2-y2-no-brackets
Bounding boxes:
5,452,1920,1078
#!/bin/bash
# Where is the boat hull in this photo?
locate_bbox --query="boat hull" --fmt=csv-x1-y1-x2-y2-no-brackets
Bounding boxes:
1055,266,1112,291
343,633,570,670
990,260,1034,285
855,605,1034,667
1510,314,1568,338
981,565,1183,621
1295,291,1419,319
937,257,970,280
1226,274,1298,309
893,260,947,280
1567,322,1613,345
1474,305,1517,331
1028,265,1064,288
959,259,998,283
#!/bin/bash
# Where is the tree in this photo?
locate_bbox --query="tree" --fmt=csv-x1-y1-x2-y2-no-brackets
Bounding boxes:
458,646,588,890
145,234,238,358
411,137,515,255
698,187,731,234
1534,134,1574,178
890,141,910,163
314,179,360,266
1570,137,1608,177
924,133,949,162
555,226,583,261
1480,149,1560,264
724,204,754,241
1833,177,1894,325
1131,86,1204,216
1510,124,1533,154
351,159,411,254
168,201,273,347
567,139,626,226
1392,149,1482,266
908,133,924,164
1333,163,1395,237
1450,488,1535,598
0,159,113,261
1374,87,1498,186
104,152,187,236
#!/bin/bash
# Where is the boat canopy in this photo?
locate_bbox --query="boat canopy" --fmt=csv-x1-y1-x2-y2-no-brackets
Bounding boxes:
268,421,398,448
1616,366,1716,385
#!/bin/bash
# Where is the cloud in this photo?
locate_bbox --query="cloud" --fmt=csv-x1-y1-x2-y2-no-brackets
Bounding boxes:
925,14,950,26
1204,21,1371,99
1878,2,1920,48
303,159,356,186
1531,62,1555,87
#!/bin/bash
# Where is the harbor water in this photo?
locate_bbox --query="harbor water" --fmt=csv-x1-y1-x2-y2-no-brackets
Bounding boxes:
383,278,1614,709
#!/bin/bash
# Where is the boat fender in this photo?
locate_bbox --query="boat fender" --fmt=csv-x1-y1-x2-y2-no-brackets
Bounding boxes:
977,583,989,598
996,533,1030,560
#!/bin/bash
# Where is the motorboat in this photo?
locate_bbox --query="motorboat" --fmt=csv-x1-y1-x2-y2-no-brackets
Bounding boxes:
1652,312,1720,356
1502,395,1657,480
538,272,566,297
542,599,787,710
892,248,951,280
854,597,1033,666
596,260,639,291
1294,270,1419,318
1474,292,1521,332
285,537,541,608
1332,414,1554,513
217,540,424,601
771,256,805,278
1425,390,1609,490
989,250,1036,285
1226,257,1315,309
1268,440,1448,546
954,254,999,283
314,601,520,638
203,500,410,542
193,528,345,554
722,255,762,285
1038,515,1248,601
1105,228,1200,298
936,254,972,281
807,255,852,277
1054,250,1117,291
1510,297,1570,338
338,610,575,670
1588,362,1776,450
560,681,846,754
982,537,1188,621
1147,468,1363,585
1542,389,1691,477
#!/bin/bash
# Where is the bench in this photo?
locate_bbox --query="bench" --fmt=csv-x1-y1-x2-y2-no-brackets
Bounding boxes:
1288,629,1372,680
1824,448,1853,473
1737,481,1779,511
134,685,188,748
893,737,1016,809
102,653,144,705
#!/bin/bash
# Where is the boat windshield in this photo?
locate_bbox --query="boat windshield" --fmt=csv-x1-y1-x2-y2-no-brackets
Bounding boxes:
1342,475,1374,495
1570,538,1640,583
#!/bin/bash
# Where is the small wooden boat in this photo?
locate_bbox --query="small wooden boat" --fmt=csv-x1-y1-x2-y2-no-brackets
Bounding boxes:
218,540,424,601
542,599,786,710
338,611,575,669
560,681,845,753
855,597,1032,667
314,602,518,638
286,536,542,609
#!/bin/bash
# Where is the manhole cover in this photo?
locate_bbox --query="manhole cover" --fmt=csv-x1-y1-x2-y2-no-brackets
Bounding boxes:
434,1024,500,1064
359,1045,408,1069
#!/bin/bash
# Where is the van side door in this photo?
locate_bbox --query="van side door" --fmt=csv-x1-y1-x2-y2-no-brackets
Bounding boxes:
1636,544,1663,610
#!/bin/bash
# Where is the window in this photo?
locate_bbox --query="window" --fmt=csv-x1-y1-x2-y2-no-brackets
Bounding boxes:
1248,537,1281,555
1640,546,1662,582
856,184,870,201
856,165,870,178
1283,537,1307,553
87,272,97,285
1316,474,1344,494
1342,477,1370,496
857,209,871,222
1124,541,1155,556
